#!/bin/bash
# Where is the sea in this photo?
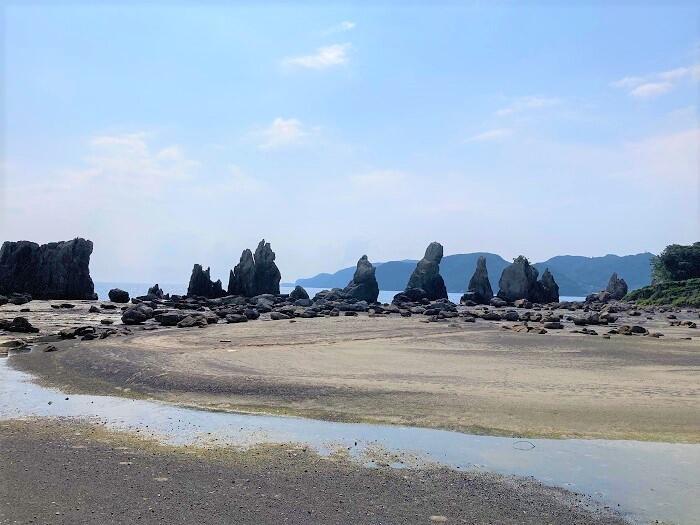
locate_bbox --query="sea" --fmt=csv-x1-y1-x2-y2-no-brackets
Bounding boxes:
94,282,584,304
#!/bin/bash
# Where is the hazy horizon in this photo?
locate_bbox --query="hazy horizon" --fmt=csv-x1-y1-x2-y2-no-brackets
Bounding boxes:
2,3,698,284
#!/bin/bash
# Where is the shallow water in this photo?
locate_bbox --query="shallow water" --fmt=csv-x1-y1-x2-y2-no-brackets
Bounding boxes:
1,358,695,524
94,281,585,304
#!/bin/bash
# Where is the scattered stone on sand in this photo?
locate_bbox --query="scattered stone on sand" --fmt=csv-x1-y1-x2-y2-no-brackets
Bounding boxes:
121,304,154,325
0,317,39,333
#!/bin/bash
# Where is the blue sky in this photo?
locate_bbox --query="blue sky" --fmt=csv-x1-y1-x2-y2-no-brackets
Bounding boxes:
1,3,698,283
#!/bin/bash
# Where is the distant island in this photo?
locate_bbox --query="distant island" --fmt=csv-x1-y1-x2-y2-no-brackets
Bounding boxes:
296,252,655,296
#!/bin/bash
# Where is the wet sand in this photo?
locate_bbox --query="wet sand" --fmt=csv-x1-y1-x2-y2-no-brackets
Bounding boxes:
6,301,700,442
0,419,627,525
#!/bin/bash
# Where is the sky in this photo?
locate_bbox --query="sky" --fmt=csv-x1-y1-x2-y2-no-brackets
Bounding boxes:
1,2,699,284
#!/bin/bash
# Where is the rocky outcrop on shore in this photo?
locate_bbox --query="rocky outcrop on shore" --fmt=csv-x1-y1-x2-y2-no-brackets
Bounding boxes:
0,238,96,300
461,256,493,304
497,257,559,303
606,273,628,300
405,242,447,301
342,255,379,303
227,240,281,297
187,264,225,299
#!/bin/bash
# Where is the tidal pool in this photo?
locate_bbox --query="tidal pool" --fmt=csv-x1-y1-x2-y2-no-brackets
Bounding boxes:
1,358,697,524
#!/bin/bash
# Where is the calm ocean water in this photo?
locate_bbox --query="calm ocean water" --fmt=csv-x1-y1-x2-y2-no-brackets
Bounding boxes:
94,282,584,303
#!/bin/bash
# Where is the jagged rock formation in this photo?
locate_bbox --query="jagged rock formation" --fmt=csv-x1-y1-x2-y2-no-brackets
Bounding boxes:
228,249,256,297
462,256,493,304
108,288,130,303
406,242,447,300
253,240,281,295
533,268,560,303
0,238,96,299
147,284,164,299
187,264,224,298
227,240,281,297
498,256,559,303
342,255,379,303
606,272,628,300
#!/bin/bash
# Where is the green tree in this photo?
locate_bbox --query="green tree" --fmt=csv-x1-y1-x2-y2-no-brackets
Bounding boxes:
652,242,700,282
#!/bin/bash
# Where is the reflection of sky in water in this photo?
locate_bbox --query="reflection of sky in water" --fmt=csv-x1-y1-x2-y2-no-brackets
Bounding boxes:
2,359,696,525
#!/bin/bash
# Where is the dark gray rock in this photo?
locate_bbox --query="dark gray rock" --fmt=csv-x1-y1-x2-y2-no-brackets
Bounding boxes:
497,256,539,303
8,293,32,305
532,268,560,303
147,284,165,299
155,311,187,326
228,249,256,297
121,304,154,325
289,285,309,301
0,238,96,299
0,295,7,306
606,273,628,300
0,317,39,333
342,255,379,303
253,239,281,295
406,242,447,300
178,314,208,328
187,264,225,299
392,287,428,304
466,256,493,304
108,288,130,303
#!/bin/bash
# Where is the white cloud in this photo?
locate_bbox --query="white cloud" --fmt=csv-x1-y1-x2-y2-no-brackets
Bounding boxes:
495,96,560,117
322,21,355,35
629,82,674,98
612,63,700,98
465,128,513,142
349,169,407,190
253,117,312,150
283,43,350,70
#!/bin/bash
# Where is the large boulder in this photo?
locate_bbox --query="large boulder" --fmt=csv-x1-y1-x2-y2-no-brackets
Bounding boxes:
253,239,281,295
497,256,539,302
406,242,447,300
108,288,130,303
289,285,309,301
121,304,154,325
0,238,96,299
228,249,256,297
187,264,225,298
606,273,628,300
464,256,493,304
342,255,379,303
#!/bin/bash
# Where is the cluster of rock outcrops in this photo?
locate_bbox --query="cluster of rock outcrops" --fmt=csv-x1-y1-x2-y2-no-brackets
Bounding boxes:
0,238,96,300
495,256,559,304
228,240,281,297
186,240,282,299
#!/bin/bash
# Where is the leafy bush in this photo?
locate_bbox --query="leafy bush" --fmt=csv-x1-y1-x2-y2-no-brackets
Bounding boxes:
652,242,700,283
625,278,700,307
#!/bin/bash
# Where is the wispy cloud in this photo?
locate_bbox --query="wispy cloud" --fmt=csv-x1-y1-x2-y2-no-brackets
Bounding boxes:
322,21,355,35
465,128,513,142
612,64,700,98
349,169,407,190
252,118,312,150
283,43,350,70
495,96,560,117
